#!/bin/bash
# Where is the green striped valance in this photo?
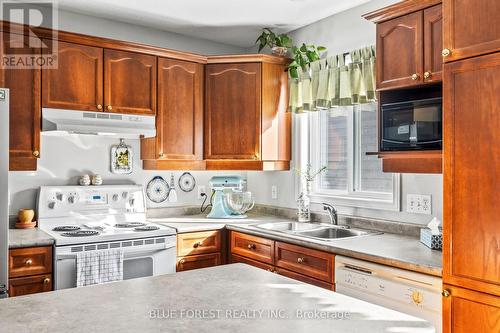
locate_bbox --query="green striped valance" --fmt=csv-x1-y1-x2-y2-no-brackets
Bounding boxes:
289,45,376,113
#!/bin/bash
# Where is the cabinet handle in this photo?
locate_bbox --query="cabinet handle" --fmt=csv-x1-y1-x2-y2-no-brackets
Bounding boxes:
32,150,40,157
411,291,423,304
442,49,451,57
442,289,451,298
193,242,202,248
159,153,165,158
107,105,113,111
423,71,431,79
96,104,103,111
267,268,274,272
297,257,305,264
25,259,33,266
43,277,50,284
247,244,256,250
411,73,419,81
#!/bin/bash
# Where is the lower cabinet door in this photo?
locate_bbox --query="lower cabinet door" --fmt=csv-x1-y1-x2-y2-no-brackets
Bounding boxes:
230,254,274,272
230,232,274,265
9,274,52,297
176,253,221,272
275,268,334,291
443,284,500,333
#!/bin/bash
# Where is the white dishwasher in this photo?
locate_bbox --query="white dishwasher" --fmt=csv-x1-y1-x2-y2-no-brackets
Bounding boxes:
335,256,442,333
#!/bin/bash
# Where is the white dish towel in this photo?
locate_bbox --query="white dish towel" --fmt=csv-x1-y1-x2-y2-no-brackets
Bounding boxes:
76,249,124,287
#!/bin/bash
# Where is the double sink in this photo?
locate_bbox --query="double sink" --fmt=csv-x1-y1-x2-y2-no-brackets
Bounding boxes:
253,222,380,241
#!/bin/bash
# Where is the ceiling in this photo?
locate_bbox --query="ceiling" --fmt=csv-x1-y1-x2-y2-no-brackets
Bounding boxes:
56,0,371,48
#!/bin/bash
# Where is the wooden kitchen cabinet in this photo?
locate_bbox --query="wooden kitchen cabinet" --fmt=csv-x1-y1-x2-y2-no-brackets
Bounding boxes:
177,253,221,272
177,230,221,257
0,32,41,171
442,285,500,333
204,55,291,171
8,246,53,297
443,52,500,297
104,49,156,115
443,0,500,62
231,254,274,271
366,0,443,90
8,274,52,297
42,41,103,111
141,57,206,170
230,231,275,265
275,267,334,291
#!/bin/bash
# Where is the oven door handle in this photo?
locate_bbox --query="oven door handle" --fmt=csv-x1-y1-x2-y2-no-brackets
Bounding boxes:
55,242,176,260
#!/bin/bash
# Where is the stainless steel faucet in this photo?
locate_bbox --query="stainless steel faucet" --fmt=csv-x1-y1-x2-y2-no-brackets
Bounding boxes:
322,203,338,225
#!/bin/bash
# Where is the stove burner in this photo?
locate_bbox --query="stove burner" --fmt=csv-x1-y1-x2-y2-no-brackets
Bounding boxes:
53,226,81,232
61,230,100,237
134,225,160,232
114,222,147,228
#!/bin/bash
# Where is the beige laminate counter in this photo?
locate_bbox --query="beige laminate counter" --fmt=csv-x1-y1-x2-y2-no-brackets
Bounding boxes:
8,228,54,249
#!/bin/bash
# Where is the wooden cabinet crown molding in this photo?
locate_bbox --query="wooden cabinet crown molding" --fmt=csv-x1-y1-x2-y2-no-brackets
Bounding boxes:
363,0,442,23
207,54,291,65
0,20,208,63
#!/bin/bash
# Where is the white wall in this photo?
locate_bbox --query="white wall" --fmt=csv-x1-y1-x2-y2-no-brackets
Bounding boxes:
247,0,443,225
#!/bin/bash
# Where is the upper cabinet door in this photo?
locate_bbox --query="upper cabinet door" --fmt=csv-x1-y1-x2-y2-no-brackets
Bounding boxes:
0,32,41,171
376,11,423,90
205,63,261,160
423,4,443,83
42,41,103,111
104,50,156,115
443,0,500,62
443,52,500,297
157,58,203,160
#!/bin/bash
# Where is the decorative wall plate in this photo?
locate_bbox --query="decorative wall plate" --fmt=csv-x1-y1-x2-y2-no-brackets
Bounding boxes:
146,176,170,203
111,139,133,174
178,172,196,192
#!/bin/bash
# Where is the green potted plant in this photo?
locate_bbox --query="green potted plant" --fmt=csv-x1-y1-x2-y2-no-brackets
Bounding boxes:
288,43,327,79
255,28,293,56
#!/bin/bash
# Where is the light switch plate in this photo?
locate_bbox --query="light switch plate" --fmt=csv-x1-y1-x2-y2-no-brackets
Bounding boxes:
407,194,432,214
271,185,278,199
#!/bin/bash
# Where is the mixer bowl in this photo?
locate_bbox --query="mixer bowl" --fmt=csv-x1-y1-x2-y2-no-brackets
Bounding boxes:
225,192,255,214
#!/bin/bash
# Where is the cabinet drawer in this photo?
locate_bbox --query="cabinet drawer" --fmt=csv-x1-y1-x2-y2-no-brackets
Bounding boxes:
9,246,52,278
276,267,334,291
176,253,220,272
231,254,274,272
8,274,52,297
275,242,334,283
230,232,274,264
177,230,221,257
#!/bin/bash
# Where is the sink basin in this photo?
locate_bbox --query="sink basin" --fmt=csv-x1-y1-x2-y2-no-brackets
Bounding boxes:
255,222,324,232
298,227,376,240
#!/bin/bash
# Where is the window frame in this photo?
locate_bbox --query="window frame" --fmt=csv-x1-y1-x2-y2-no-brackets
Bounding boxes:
307,105,401,211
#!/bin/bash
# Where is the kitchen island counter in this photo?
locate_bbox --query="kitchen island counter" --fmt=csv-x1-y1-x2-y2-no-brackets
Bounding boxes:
0,264,434,333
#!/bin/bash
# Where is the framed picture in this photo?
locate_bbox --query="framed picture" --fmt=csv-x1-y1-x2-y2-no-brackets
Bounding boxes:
111,139,133,174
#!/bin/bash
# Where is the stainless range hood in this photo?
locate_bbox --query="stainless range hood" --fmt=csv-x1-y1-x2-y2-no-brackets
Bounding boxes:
42,108,156,138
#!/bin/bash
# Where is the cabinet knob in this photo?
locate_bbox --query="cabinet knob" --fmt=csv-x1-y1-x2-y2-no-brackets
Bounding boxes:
159,153,165,158
423,71,431,79
25,259,33,266
179,259,185,264
411,291,423,304
107,105,113,111
193,242,202,248
297,257,305,264
32,150,40,157
442,289,451,298
96,104,103,111
442,49,451,57
247,244,256,250
411,73,419,81
267,268,274,272
43,277,51,284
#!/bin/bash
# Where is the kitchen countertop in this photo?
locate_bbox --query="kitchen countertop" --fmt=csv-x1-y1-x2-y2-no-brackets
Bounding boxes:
0,264,434,333
8,228,54,249
154,214,442,277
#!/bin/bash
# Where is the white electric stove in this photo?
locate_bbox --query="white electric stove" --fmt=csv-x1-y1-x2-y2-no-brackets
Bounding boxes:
38,185,177,290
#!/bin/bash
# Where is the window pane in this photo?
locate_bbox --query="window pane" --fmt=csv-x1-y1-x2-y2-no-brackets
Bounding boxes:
358,103,393,193
319,109,349,191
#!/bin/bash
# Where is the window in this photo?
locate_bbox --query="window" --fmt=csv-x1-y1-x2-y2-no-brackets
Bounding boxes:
309,102,400,210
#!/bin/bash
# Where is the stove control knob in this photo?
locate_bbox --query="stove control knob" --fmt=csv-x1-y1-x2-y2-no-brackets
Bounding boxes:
129,198,135,207
112,194,119,202
68,195,76,204
122,192,128,199
48,201,56,209
56,193,64,201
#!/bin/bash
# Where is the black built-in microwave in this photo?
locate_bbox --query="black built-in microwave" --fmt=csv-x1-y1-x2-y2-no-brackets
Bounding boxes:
381,97,442,151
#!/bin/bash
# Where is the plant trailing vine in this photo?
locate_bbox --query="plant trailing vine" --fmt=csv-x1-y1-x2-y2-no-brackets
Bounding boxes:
255,28,327,79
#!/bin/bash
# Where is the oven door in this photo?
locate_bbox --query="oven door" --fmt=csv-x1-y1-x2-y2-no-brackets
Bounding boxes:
54,237,176,290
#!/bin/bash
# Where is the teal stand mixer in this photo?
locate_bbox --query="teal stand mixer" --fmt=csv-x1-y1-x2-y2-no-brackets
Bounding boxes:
206,176,254,219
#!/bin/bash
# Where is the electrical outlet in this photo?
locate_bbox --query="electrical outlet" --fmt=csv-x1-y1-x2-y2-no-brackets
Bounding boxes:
197,186,206,200
271,185,278,199
407,194,432,214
